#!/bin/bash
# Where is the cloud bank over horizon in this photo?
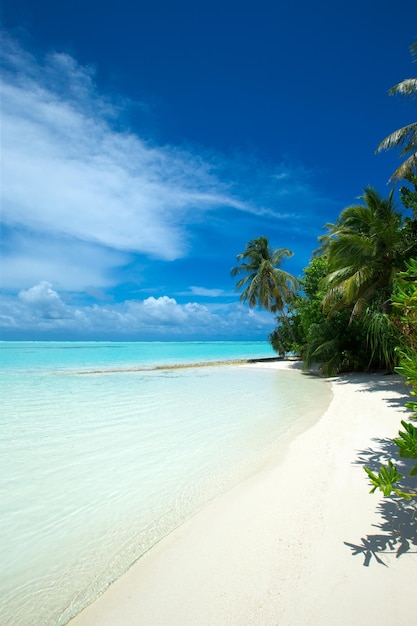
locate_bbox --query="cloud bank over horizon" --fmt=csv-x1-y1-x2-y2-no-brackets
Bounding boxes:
0,281,275,340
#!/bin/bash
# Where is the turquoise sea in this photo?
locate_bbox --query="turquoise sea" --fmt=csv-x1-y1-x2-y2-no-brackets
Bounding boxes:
0,342,331,626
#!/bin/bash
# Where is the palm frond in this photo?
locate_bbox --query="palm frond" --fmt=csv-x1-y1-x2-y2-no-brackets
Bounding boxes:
389,153,417,181
303,327,345,376
363,310,401,370
388,78,417,97
270,247,293,265
272,268,300,290
376,123,417,153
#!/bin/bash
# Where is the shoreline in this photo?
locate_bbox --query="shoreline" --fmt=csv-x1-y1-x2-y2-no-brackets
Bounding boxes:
70,362,417,626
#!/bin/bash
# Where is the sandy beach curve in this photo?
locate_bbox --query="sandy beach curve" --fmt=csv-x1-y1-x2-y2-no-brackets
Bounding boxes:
70,361,417,626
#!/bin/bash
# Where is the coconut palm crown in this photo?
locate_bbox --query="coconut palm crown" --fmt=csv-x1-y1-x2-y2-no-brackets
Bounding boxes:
231,236,299,313
317,187,405,319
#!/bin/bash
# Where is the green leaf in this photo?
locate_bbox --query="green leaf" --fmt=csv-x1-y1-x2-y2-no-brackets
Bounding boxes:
364,461,404,497
393,420,417,459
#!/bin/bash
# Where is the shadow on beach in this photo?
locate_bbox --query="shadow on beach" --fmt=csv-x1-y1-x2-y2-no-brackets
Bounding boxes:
345,442,417,566
343,375,417,566
344,496,417,566
334,370,410,398
334,372,412,414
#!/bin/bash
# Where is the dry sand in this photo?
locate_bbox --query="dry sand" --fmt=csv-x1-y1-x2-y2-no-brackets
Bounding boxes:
70,362,417,626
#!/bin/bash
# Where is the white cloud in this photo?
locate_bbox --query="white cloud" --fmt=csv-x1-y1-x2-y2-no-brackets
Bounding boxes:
128,296,214,328
19,281,61,304
0,283,275,339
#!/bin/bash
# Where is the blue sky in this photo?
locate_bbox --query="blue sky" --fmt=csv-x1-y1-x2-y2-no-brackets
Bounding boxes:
1,0,416,340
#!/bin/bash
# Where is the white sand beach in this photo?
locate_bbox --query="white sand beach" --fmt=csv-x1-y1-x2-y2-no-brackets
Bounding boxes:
70,361,417,626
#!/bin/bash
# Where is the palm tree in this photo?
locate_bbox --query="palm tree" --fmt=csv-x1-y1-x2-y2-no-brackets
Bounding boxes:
231,237,299,314
317,187,404,319
376,41,417,181
302,188,408,374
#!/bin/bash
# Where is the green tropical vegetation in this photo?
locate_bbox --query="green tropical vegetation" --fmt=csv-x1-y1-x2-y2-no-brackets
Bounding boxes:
267,185,415,376
231,41,417,501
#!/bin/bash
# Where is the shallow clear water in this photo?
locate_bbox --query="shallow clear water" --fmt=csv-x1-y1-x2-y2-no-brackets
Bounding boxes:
0,342,331,626
0,340,277,372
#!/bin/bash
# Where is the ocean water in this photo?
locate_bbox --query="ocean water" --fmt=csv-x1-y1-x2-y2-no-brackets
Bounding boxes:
0,342,331,626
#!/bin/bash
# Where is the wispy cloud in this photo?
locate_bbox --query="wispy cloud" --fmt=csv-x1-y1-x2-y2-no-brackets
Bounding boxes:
1,35,334,292
1,35,250,290
178,286,230,298
0,229,128,290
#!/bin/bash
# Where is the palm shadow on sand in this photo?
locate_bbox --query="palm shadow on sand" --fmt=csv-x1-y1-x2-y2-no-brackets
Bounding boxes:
342,374,417,566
